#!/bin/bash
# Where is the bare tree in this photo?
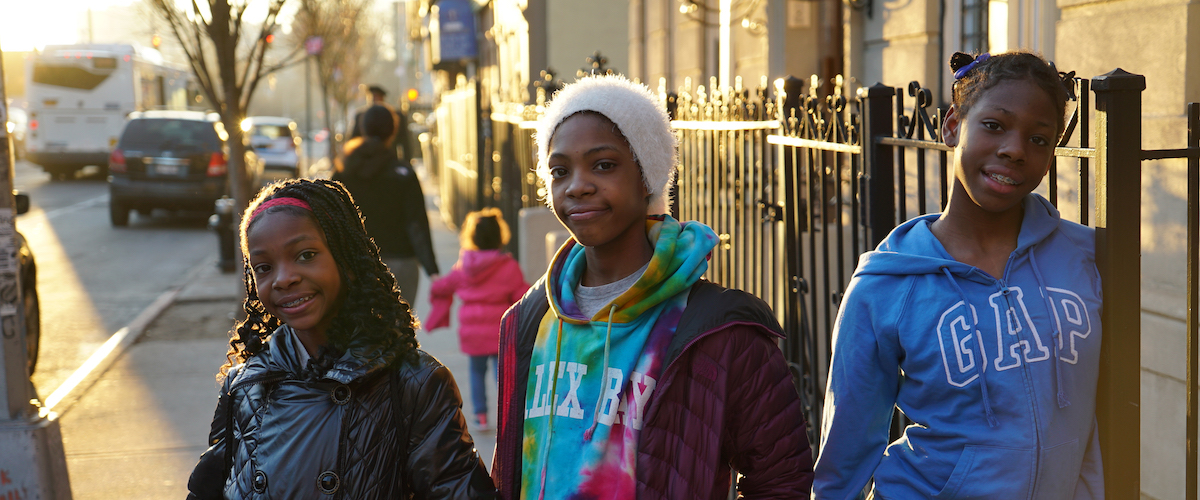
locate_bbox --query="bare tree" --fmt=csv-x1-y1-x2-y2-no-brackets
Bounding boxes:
148,0,304,213
291,0,379,164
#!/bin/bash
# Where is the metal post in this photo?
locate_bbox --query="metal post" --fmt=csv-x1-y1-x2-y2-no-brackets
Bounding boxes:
858,83,895,248
0,41,73,500
1185,101,1199,500
1091,68,1145,499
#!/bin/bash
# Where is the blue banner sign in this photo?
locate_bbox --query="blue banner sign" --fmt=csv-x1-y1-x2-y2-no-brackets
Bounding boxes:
432,0,477,63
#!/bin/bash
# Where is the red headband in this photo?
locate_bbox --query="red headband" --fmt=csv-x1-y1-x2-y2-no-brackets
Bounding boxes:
251,197,312,221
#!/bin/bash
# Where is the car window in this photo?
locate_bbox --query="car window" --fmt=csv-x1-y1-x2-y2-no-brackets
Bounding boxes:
252,125,292,140
118,119,221,150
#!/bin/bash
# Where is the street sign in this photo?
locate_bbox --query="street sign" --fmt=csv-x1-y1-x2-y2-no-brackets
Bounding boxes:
305,36,323,56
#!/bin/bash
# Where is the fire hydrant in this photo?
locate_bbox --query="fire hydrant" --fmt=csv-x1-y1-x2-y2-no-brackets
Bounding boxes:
210,196,237,273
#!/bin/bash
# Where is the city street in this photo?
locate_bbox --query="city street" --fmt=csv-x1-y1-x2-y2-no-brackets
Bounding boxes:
13,159,214,402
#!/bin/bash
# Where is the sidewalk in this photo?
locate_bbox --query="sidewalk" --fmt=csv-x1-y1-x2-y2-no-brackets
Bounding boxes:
56,200,494,499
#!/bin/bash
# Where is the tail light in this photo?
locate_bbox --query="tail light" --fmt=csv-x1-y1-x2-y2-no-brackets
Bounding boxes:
207,152,228,177
109,149,126,173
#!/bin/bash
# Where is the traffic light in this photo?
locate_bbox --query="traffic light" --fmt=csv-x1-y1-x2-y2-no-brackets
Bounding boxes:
406,88,419,102
152,34,162,48
265,33,275,44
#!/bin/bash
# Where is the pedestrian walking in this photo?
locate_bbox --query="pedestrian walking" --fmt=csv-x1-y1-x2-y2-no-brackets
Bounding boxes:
812,51,1104,499
490,74,814,499
426,207,530,431
349,84,415,164
334,104,438,304
185,178,495,499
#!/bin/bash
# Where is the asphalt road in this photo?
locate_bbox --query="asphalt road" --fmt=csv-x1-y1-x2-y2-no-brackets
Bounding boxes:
13,160,216,402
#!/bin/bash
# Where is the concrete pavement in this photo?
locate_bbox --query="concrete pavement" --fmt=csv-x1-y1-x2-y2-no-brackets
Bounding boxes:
55,199,497,499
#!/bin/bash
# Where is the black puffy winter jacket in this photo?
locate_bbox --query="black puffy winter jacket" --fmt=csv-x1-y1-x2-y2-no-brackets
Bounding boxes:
186,326,495,499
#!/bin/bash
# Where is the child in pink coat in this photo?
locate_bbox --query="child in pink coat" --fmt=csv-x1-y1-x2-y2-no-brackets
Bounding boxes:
428,208,530,430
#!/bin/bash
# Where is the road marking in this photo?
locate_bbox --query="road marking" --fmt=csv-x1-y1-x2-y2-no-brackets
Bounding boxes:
14,195,108,236
39,195,108,221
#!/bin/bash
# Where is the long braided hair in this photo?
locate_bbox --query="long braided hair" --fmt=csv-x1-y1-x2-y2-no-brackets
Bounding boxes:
219,178,419,379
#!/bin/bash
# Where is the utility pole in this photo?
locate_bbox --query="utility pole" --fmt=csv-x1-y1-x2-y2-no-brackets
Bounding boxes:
0,42,73,499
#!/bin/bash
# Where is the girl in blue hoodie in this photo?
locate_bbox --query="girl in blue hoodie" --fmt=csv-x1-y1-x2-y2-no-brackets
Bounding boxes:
813,52,1104,499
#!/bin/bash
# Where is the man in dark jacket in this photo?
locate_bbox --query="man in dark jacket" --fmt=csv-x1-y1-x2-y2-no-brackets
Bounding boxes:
350,85,414,166
335,104,438,303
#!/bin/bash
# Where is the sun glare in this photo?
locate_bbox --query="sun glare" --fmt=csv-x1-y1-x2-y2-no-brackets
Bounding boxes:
0,0,139,52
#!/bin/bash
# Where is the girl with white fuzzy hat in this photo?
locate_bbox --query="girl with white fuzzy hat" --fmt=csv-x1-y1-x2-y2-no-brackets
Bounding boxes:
491,74,813,499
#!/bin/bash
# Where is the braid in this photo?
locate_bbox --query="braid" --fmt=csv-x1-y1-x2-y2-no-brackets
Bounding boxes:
218,178,419,381
949,50,1071,139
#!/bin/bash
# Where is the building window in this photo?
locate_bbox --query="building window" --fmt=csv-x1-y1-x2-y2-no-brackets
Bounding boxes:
962,0,988,54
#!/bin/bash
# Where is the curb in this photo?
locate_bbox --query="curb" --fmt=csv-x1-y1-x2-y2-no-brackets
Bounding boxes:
39,257,223,419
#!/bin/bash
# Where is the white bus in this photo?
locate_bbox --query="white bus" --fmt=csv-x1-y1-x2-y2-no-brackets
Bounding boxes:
25,44,191,179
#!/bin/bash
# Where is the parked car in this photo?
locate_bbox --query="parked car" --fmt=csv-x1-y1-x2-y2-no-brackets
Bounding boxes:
242,116,305,177
108,110,263,226
6,107,28,160
13,192,40,374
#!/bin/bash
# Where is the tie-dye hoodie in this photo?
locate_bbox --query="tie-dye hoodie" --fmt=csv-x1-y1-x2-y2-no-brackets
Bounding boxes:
521,215,717,500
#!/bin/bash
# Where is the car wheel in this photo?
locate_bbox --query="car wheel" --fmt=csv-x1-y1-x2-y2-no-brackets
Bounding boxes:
24,287,39,375
110,199,130,226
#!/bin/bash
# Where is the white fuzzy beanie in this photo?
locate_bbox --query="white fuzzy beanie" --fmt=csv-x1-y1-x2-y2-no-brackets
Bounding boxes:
535,74,676,215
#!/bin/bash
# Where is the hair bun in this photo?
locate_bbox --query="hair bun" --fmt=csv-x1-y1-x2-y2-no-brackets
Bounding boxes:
949,52,976,72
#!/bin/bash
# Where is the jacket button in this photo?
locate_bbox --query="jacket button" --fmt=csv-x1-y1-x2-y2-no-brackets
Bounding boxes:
252,470,268,493
331,384,352,405
317,471,340,494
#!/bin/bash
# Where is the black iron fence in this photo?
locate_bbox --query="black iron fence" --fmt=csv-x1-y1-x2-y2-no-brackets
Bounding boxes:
432,69,1199,497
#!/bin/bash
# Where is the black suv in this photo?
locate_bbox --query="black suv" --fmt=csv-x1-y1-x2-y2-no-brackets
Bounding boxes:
108,111,262,226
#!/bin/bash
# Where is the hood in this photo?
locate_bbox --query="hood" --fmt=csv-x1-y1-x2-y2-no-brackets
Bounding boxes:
856,193,1062,283
545,215,718,324
455,249,514,285
341,137,396,179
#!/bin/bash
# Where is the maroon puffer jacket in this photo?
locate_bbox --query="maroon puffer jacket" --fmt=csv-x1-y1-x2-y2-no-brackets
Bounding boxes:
491,280,814,498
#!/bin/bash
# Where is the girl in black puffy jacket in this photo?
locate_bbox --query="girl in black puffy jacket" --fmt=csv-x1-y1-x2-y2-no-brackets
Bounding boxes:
186,178,496,499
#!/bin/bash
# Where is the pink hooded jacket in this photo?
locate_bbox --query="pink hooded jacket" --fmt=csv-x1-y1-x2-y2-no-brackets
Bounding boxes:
427,249,530,356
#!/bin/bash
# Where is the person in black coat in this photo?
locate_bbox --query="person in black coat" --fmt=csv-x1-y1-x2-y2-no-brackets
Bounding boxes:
334,104,438,304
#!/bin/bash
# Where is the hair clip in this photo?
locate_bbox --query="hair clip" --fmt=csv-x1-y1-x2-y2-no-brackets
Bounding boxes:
953,53,991,80
1058,71,1077,100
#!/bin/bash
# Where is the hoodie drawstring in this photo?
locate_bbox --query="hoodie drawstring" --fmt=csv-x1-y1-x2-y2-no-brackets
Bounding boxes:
537,318,566,500
941,266,999,428
583,304,617,442
1029,251,1071,408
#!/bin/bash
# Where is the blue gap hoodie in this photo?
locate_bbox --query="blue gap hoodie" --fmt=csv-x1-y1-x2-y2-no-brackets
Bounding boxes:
813,194,1105,500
